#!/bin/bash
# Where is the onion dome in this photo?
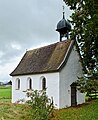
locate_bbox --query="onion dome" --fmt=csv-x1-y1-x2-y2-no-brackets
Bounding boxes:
56,10,71,41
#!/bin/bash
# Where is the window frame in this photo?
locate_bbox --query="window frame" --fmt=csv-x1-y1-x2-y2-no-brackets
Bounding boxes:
16,78,20,90
27,77,32,90
42,77,46,90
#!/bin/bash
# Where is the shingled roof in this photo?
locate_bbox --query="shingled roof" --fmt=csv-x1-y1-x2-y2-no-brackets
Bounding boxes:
10,40,74,76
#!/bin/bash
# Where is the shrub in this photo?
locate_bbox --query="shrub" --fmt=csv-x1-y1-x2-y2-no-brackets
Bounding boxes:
26,89,54,120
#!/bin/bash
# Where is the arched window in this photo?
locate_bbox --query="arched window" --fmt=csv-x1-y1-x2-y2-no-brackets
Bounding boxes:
42,77,46,90
16,78,20,90
27,77,32,89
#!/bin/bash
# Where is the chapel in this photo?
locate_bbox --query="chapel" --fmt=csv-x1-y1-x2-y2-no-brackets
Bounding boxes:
10,8,85,109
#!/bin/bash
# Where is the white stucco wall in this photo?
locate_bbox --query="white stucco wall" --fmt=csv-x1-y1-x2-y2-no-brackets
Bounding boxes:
12,72,60,108
59,46,85,108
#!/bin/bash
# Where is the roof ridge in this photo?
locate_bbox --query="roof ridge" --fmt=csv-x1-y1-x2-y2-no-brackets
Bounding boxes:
27,40,69,52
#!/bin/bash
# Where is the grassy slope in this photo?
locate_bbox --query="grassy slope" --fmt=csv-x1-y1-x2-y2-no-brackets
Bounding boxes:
0,86,98,120
52,100,98,120
0,100,97,120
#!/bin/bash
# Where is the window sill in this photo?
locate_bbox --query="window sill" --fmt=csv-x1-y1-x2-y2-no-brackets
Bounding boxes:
15,89,20,90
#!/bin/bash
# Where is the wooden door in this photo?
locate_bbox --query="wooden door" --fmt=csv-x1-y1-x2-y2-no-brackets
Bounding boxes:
71,86,77,106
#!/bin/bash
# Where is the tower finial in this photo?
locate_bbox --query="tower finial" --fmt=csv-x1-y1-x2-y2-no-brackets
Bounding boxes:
62,5,65,19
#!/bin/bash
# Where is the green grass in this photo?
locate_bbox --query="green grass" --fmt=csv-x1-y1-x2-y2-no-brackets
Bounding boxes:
52,100,98,120
0,103,33,120
0,99,97,120
0,86,98,120
0,86,11,102
0,86,33,120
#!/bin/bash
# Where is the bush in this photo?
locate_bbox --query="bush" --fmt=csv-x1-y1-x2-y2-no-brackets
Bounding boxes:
26,89,54,120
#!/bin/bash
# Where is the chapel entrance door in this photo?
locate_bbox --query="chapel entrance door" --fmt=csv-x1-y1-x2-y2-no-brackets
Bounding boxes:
71,83,77,106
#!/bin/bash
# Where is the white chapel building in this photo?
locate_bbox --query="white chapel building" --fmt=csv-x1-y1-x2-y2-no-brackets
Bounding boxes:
10,11,85,109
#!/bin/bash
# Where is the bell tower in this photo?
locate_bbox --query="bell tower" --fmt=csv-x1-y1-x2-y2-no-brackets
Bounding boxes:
56,6,71,42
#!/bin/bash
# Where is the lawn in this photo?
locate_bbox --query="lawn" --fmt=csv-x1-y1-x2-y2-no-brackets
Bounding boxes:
0,86,11,102
0,86,33,120
52,100,98,120
0,99,97,120
0,102,33,120
0,86,98,120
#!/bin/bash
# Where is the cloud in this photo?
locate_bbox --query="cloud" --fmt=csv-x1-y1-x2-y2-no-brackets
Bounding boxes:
0,55,22,82
0,0,72,81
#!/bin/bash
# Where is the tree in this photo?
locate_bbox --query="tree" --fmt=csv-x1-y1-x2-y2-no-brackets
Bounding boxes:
63,0,98,77
76,77,98,99
63,0,98,98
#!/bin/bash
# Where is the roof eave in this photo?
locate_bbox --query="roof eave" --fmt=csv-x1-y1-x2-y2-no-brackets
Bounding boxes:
10,69,59,77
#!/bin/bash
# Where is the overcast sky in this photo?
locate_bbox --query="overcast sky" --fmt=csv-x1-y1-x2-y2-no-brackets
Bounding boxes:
0,0,72,82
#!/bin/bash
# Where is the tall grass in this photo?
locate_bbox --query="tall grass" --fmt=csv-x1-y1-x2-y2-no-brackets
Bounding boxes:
0,99,98,120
